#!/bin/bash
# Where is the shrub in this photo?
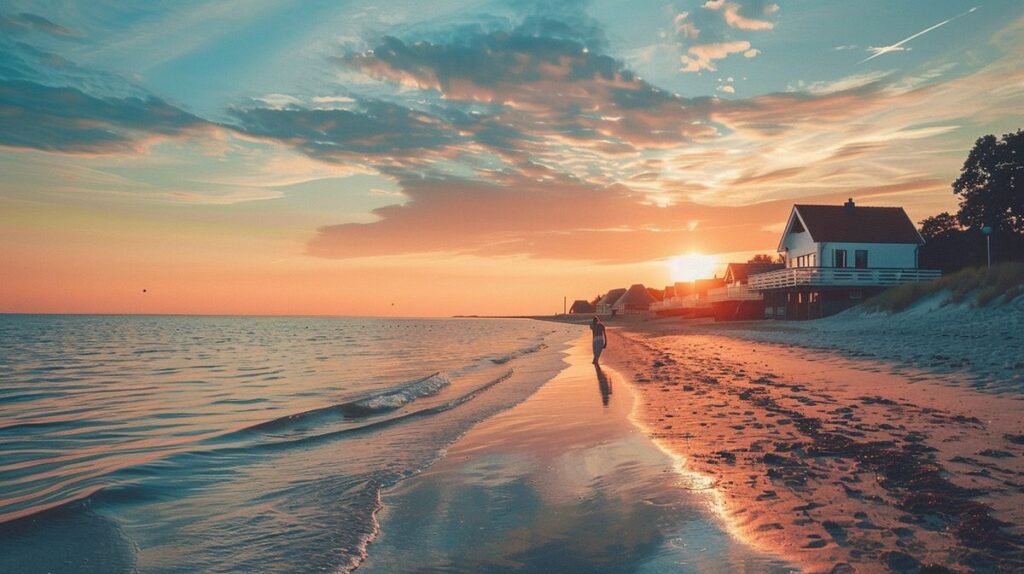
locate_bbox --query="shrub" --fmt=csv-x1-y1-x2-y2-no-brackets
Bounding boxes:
863,262,1024,313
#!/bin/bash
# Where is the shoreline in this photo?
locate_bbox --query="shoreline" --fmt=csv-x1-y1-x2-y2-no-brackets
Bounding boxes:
604,322,1024,572
359,335,791,572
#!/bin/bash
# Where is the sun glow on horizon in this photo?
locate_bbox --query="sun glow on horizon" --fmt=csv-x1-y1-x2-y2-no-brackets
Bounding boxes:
668,254,719,282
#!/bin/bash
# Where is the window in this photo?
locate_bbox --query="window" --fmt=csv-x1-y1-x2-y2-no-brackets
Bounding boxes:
855,249,868,269
810,253,816,267
834,249,847,268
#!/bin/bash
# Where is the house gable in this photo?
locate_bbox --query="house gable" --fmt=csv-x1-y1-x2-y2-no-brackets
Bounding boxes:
776,207,812,253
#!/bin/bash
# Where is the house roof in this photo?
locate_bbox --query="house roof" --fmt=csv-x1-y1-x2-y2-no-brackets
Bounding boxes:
597,288,626,308
724,262,784,284
693,277,726,295
674,281,695,296
613,284,657,309
786,203,924,247
568,300,596,314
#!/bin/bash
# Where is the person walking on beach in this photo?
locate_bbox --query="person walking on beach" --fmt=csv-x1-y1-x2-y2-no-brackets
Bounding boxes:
590,317,607,365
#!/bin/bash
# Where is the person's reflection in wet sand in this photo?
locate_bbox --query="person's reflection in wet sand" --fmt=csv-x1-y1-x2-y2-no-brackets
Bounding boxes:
595,365,613,406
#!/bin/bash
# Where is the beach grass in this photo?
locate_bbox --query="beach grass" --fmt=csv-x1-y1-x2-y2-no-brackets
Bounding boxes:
864,262,1024,313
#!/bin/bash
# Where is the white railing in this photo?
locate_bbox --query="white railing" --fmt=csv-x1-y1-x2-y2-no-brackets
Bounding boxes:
748,267,941,291
708,284,763,303
651,294,708,310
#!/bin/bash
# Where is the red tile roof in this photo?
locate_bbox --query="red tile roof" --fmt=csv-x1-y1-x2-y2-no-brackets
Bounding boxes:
793,204,924,244
724,262,784,284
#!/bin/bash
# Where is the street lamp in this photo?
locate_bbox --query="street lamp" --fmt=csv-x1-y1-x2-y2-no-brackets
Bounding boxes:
982,226,992,269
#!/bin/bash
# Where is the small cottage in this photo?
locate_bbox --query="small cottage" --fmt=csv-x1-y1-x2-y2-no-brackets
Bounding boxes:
708,262,784,321
749,199,940,319
595,288,626,316
612,284,657,315
568,300,596,315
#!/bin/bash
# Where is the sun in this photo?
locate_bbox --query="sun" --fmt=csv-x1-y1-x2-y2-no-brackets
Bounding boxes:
668,253,718,282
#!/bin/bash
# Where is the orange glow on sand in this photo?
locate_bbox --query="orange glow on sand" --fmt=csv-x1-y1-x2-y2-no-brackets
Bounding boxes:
668,254,718,282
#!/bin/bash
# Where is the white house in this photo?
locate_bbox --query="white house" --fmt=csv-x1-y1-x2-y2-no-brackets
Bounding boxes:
708,262,783,321
749,199,940,319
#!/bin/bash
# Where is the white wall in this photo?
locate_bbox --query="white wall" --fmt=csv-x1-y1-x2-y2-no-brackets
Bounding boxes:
780,228,816,265
819,242,918,268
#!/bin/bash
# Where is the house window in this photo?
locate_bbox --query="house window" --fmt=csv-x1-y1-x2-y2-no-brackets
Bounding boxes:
834,249,848,268
855,249,868,269
810,253,816,267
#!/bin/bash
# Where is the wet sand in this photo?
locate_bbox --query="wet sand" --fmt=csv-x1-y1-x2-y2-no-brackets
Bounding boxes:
359,337,792,573
605,322,1024,573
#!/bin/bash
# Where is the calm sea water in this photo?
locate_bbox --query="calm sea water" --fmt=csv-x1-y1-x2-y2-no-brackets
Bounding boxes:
0,315,581,573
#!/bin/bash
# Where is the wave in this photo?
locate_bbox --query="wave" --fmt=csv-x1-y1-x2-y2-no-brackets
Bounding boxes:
241,372,450,434
489,342,547,364
244,369,514,452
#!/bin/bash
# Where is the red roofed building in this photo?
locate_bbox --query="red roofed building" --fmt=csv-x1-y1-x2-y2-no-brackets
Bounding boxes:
709,262,784,321
749,199,940,319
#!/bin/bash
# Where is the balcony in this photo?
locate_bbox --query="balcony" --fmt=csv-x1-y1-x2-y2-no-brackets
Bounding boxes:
748,267,941,291
708,284,763,303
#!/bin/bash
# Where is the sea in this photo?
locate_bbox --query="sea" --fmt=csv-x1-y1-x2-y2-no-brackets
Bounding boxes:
0,315,582,573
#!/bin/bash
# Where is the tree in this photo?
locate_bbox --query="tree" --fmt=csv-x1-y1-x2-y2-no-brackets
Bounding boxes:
919,212,961,241
747,253,776,264
952,130,1024,233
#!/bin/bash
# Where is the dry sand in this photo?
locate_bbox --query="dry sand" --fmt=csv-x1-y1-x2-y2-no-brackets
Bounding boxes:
604,321,1024,573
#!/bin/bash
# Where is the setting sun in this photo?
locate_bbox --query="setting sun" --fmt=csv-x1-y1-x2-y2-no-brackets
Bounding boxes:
668,254,719,282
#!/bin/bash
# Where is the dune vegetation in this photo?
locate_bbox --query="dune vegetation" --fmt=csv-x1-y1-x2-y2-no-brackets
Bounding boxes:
864,262,1024,313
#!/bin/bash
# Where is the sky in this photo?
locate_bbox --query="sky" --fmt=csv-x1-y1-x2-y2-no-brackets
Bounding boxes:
1,0,1022,316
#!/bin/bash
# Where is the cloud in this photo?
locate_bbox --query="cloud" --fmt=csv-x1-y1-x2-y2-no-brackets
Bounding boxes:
305,174,800,262
681,41,751,72
718,2,775,31
676,1,777,73
0,12,78,38
230,100,467,165
703,0,777,30
674,12,700,39
0,39,216,154
0,79,213,154
341,30,718,157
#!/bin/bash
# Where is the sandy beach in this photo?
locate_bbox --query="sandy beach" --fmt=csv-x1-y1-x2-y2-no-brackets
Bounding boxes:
360,336,793,573
605,320,1024,573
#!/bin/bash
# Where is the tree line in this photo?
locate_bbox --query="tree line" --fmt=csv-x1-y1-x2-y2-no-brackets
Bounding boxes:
918,129,1024,272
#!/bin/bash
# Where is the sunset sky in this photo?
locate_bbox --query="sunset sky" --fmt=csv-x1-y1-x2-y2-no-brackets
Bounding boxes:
2,0,1022,316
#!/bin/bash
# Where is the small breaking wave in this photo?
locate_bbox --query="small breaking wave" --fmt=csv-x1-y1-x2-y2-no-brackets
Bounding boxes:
489,342,547,365
242,372,450,434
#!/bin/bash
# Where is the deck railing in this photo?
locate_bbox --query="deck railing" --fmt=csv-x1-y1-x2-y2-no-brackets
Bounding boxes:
707,284,763,303
650,294,707,310
748,267,941,291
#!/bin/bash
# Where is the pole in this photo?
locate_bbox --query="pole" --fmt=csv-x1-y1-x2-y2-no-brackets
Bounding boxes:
563,296,567,315
982,226,993,269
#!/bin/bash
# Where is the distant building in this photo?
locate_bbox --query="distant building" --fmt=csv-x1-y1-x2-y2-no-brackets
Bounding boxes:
709,262,784,321
596,288,626,316
568,299,596,315
612,284,657,315
749,199,940,319
651,278,724,316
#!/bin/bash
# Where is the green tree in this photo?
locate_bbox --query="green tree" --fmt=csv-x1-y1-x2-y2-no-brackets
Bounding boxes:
919,212,961,241
952,130,1024,233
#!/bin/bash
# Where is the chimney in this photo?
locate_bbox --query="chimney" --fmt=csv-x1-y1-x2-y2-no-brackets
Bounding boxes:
844,198,855,211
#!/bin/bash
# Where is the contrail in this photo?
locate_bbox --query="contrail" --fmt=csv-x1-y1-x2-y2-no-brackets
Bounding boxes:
861,6,980,63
